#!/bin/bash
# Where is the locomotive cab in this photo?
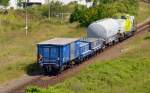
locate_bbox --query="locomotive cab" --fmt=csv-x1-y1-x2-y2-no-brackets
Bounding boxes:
113,14,135,32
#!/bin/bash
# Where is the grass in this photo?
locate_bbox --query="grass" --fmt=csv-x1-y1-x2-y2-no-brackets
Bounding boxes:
0,15,85,84
0,1,150,84
26,29,150,93
137,2,150,22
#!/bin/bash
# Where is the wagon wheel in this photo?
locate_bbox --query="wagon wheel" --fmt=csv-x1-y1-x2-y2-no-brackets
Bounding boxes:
58,66,64,73
131,31,135,36
70,61,75,68
43,65,52,74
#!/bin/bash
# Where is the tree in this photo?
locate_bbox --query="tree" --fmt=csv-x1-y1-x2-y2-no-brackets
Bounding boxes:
27,1,70,18
17,0,23,7
70,5,87,23
70,0,139,26
0,0,9,6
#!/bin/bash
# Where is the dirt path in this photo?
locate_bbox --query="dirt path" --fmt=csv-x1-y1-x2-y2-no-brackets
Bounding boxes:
0,28,148,93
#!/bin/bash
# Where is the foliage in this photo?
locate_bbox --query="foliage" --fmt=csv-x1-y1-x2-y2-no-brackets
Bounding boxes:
70,0,139,26
0,0,9,6
26,86,74,93
64,1,78,12
69,5,87,23
27,1,73,18
20,1,76,23
17,0,23,7
0,10,24,28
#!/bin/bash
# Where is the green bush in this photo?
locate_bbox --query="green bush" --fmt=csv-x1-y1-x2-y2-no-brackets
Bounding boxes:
70,0,139,26
22,1,75,24
69,5,87,23
0,0,9,6
27,1,73,18
0,11,24,30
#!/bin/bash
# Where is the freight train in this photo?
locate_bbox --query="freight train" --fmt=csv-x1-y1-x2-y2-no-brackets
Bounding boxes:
37,14,135,73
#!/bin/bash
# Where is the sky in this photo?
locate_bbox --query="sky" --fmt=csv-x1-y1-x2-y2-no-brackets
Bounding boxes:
61,0,77,4
60,0,92,6
7,0,92,9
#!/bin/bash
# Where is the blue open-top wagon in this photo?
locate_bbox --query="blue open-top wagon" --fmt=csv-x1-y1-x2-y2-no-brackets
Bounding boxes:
80,38,104,53
77,41,92,60
37,38,80,72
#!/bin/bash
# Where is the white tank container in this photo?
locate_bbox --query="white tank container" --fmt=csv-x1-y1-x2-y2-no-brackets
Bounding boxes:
87,18,120,39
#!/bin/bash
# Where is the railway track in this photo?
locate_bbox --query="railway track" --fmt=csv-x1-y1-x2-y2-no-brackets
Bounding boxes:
4,18,150,93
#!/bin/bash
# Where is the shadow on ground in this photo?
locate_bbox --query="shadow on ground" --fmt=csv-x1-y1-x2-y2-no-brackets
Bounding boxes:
25,63,59,76
25,63,42,76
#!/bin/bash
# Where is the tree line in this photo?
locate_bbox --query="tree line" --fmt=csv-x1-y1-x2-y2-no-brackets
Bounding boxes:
70,0,139,26
0,0,9,6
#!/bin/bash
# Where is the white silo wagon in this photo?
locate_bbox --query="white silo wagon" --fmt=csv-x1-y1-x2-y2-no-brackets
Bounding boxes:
87,18,120,44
